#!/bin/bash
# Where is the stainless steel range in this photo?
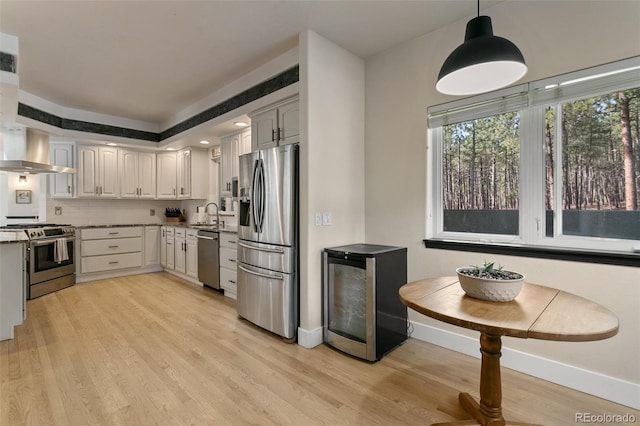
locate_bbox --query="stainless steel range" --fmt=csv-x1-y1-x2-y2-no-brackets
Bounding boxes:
1,224,76,299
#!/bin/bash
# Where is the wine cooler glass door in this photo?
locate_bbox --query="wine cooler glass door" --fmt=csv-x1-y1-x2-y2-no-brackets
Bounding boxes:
326,256,373,347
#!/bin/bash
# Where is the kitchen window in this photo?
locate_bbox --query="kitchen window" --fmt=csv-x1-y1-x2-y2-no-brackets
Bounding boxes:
426,57,640,264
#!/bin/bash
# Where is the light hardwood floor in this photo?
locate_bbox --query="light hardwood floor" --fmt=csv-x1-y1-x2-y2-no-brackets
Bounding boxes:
1,272,637,425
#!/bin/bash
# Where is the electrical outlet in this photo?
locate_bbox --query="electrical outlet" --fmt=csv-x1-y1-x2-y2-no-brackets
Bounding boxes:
55,206,62,215
322,212,332,226
150,209,155,216
315,212,322,226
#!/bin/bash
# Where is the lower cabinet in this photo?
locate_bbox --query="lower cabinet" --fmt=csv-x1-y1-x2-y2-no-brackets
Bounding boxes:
144,226,160,267
219,232,238,299
174,228,186,274
80,227,143,274
161,227,198,280
186,230,198,279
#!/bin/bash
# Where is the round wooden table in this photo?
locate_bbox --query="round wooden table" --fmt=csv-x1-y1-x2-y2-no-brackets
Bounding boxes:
398,276,619,426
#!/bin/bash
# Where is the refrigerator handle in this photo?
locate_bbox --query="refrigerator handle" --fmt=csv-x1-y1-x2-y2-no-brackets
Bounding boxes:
238,242,285,254
252,159,261,233
238,264,284,281
258,158,265,232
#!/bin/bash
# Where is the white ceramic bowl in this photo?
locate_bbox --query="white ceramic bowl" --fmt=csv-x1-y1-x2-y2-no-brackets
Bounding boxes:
456,268,525,302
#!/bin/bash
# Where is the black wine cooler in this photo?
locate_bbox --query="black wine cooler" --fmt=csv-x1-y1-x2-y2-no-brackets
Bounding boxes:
323,244,408,361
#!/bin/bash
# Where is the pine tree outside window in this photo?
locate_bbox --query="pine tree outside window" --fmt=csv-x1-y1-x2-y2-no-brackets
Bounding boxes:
427,57,640,257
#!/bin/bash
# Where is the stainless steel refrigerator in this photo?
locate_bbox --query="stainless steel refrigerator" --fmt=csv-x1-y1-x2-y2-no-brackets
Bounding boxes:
237,144,298,340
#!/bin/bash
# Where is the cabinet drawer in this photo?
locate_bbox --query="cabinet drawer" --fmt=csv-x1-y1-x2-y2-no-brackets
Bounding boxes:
220,233,237,249
174,228,186,238
219,247,237,270
81,252,143,274
164,227,175,237
186,229,198,239
81,227,142,240
220,267,237,299
81,237,142,256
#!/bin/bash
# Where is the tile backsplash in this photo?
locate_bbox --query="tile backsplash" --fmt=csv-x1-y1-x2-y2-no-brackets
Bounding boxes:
47,198,184,225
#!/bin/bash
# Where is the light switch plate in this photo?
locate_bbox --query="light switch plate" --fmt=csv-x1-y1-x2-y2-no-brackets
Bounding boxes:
55,206,62,215
322,212,332,226
315,212,322,226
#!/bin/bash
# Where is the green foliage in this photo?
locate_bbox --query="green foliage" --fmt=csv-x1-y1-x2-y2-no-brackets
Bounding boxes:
459,261,523,280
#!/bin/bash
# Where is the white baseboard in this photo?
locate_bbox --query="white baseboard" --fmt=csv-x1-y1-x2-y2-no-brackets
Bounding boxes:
297,326,323,348
410,321,640,410
76,265,162,283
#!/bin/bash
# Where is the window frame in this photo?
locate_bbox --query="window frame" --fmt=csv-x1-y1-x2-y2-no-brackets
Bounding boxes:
426,57,640,261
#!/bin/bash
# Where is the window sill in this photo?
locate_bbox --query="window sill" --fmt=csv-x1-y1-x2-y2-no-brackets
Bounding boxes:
423,239,640,268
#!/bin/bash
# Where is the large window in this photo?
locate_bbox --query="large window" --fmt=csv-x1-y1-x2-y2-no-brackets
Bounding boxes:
427,58,640,256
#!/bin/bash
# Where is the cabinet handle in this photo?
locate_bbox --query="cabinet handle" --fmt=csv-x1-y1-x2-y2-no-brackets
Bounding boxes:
278,127,282,141
173,188,176,195
67,185,71,194
229,280,236,284
108,245,119,248
271,129,276,142
108,232,119,235
229,259,236,263
96,186,99,195
100,186,103,195
162,230,165,237
109,261,119,265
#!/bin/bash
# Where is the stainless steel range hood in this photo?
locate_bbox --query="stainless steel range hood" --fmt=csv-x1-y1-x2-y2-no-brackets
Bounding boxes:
0,128,76,174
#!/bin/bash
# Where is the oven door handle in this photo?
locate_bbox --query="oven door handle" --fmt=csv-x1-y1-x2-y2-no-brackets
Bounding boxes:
31,236,77,246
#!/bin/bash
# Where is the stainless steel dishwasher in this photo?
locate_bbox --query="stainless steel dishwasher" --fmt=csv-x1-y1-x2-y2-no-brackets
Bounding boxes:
197,230,220,289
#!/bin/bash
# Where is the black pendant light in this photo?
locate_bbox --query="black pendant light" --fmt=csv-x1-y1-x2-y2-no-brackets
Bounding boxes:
436,0,527,96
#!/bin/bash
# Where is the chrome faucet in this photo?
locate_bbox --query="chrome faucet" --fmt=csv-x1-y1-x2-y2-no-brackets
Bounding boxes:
204,202,221,229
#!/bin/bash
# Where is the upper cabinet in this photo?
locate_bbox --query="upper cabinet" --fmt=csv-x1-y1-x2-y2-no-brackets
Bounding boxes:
249,97,299,151
76,145,119,198
156,152,177,199
157,148,208,200
49,141,75,198
220,129,251,197
120,149,156,199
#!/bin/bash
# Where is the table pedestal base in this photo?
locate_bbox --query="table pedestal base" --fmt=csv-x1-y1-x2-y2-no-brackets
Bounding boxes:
431,334,542,426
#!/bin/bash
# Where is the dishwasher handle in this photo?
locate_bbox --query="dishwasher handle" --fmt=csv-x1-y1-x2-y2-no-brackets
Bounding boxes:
196,235,218,241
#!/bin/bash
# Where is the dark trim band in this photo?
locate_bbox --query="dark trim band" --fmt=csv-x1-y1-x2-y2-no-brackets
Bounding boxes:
424,239,640,268
17,65,300,142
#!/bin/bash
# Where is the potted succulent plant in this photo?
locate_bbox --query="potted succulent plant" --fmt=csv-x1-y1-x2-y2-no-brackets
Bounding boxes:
456,261,525,302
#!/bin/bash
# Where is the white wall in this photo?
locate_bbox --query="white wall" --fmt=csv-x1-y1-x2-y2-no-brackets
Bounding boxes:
298,31,365,344
364,0,640,407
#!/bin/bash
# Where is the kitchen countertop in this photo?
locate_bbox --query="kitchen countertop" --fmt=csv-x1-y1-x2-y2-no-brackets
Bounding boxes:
73,223,238,233
0,231,29,244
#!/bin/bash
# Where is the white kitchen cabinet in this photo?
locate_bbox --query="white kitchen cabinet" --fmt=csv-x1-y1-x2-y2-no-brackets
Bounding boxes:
220,129,251,197
0,242,26,341
185,229,198,279
157,149,208,199
165,227,175,270
157,152,177,199
79,227,143,274
76,145,119,198
120,150,156,199
220,133,238,197
144,226,160,267
239,129,252,156
176,149,190,198
160,226,168,267
219,232,238,299
249,97,299,151
174,228,186,274
49,141,75,198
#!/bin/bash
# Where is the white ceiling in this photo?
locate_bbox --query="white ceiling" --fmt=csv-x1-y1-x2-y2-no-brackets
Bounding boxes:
1,0,502,144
